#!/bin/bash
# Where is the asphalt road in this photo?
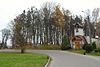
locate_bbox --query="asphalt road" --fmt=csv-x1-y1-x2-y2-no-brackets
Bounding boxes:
0,49,100,67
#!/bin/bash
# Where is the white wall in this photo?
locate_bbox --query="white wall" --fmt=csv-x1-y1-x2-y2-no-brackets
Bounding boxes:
74,28,84,36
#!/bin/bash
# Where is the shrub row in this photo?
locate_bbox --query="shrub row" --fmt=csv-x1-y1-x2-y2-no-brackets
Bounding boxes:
83,42,96,53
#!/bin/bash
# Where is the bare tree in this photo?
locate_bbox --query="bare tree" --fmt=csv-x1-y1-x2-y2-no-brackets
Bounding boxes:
83,9,92,44
96,21,100,38
92,8,100,37
92,8,100,23
1,28,10,48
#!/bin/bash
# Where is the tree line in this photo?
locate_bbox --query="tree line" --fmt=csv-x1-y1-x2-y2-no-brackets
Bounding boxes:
0,2,100,49
10,2,82,48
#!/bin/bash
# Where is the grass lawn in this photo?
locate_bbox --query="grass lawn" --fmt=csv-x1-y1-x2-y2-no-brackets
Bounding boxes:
68,49,100,56
88,52,100,56
14,44,61,50
0,53,48,67
33,44,61,50
68,49,85,54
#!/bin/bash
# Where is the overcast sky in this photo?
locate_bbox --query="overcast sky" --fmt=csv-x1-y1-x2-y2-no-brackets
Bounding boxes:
0,0,100,30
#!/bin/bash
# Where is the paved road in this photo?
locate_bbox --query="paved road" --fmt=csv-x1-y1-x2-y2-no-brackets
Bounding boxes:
0,49,100,67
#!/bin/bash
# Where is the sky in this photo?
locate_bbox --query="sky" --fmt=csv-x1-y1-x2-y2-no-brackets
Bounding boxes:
0,0,100,31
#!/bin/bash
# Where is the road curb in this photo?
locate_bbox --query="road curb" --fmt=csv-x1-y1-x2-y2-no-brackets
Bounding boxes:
45,56,51,67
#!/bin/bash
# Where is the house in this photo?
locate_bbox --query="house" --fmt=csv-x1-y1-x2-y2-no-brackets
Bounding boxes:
71,35,87,49
70,17,88,49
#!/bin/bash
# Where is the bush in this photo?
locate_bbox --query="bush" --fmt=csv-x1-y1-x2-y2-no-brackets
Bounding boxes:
82,44,87,50
83,44,93,53
61,35,70,50
94,49,99,52
61,45,71,50
94,48,100,53
92,42,96,50
98,48,100,52
83,42,97,53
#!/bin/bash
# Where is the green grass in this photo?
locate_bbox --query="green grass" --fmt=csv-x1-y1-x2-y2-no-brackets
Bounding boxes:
0,53,48,67
68,49,85,54
88,52,100,56
68,49,100,56
34,44,61,50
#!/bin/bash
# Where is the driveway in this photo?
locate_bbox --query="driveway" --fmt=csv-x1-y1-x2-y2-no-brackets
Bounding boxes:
0,49,100,67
